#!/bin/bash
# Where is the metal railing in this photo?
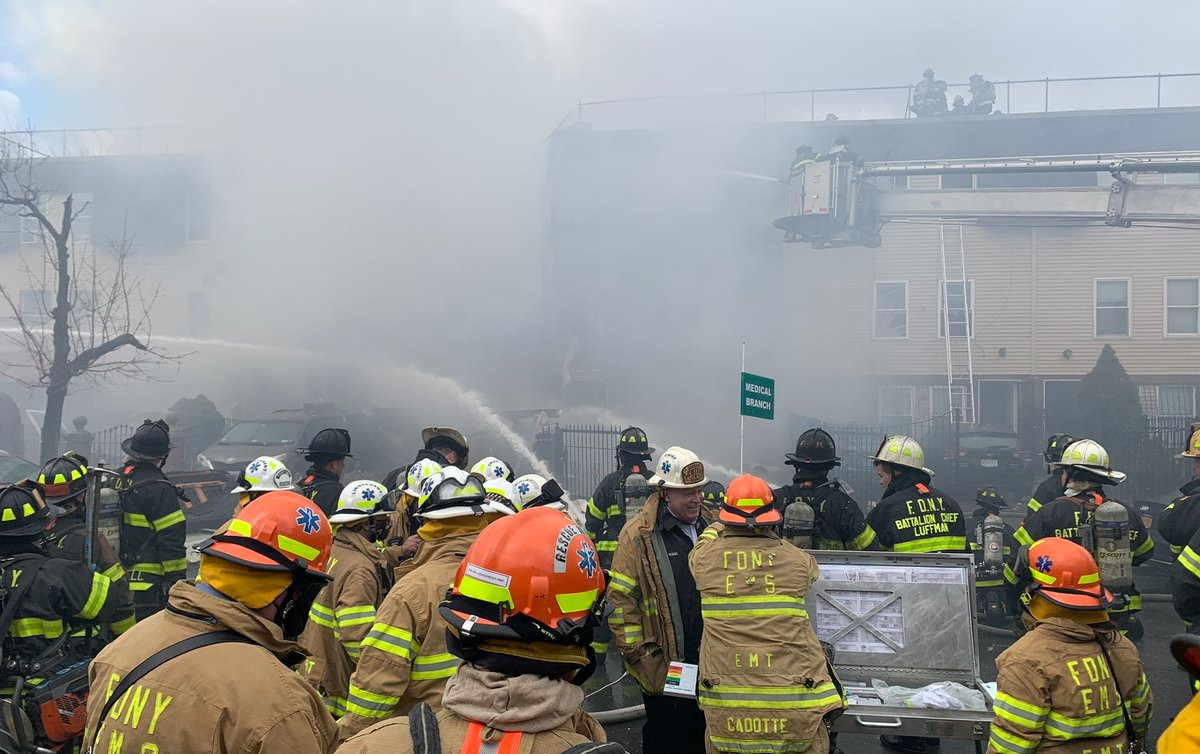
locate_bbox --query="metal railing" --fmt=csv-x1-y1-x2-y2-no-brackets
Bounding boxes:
0,126,190,159
91,417,235,470
544,423,623,502
555,72,1200,132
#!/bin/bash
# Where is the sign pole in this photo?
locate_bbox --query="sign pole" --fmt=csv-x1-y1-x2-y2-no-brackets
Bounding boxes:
740,340,746,474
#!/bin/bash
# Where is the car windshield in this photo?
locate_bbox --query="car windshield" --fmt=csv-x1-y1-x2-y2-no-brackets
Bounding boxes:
0,455,38,484
218,420,304,446
959,434,1018,451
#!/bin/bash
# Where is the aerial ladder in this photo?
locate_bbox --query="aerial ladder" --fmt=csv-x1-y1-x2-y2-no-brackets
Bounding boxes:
775,149,1200,425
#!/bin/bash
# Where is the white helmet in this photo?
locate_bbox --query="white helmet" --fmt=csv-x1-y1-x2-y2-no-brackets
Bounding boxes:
1054,439,1127,485
416,466,517,520
483,478,518,511
867,435,935,476
231,456,294,494
648,446,708,489
330,480,390,524
470,456,513,482
513,473,567,511
405,459,444,497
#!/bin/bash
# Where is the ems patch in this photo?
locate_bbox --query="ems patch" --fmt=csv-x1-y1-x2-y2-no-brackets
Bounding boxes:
296,506,322,535
1035,554,1053,574
577,542,599,578
554,523,585,573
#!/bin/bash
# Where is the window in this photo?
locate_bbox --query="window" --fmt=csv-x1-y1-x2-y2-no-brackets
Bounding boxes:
1166,277,1200,335
879,386,914,425
939,279,975,338
940,173,975,189
18,290,49,325
1044,379,1081,436
1140,384,1196,418
19,214,40,245
929,385,951,418
874,281,908,338
186,192,212,243
1094,279,1130,337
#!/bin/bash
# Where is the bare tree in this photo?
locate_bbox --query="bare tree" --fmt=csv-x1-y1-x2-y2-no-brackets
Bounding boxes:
0,137,183,461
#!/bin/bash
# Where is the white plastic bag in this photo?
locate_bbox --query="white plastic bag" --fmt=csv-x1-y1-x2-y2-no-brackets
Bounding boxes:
870,679,987,711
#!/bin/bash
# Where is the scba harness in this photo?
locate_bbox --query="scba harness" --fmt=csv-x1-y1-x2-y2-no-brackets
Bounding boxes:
407,703,627,754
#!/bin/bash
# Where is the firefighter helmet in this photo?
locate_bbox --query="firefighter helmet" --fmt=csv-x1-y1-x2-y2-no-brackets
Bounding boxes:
1043,433,1076,463
867,435,935,476
648,446,707,489
199,490,333,581
440,507,604,647
1170,633,1200,680
470,456,514,482
405,458,443,497
329,480,389,524
702,481,726,506
1054,439,1127,485
121,419,171,460
786,428,840,466
975,486,1007,509
231,456,294,495
0,481,56,538
298,428,353,459
416,467,517,520
421,427,470,467
1178,426,1200,459
616,427,654,458
719,474,780,527
1020,537,1112,610
37,452,89,504
513,474,566,510
483,478,519,512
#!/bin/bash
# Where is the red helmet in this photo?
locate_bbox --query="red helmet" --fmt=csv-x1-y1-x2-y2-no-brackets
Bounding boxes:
440,507,605,646
718,474,781,527
1022,537,1111,610
199,490,333,582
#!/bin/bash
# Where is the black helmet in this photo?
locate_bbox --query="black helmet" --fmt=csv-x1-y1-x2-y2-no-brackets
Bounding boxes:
1043,433,1076,464
617,427,654,458
702,481,726,506
786,428,840,467
0,481,56,537
975,486,1007,509
122,419,171,460
37,452,89,504
299,428,353,460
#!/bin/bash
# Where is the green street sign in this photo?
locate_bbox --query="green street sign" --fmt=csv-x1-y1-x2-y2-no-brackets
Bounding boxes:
740,372,775,420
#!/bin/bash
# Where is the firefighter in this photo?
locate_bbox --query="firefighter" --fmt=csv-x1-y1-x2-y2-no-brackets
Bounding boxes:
338,467,518,739
1027,433,1075,516
989,537,1151,754
300,480,392,718
691,474,846,754
775,428,877,550
702,479,725,516
230,455,294,512
513,473,568,511
1171,521,1200,628
587,426,655,571
608,445,710,754
865,435,968,554
417,426,470,469
115,418,188,620
1012,439,1154,640
911,68,948,116
85,490,338,753
968,486,1018,625
1157,424,1200,557
297,427,353,517
789,144,817,179
38,452,134,634
1161,633,1200,750
382,458,443,566
968,74,996,114
469,456,514,482
338,507,618,754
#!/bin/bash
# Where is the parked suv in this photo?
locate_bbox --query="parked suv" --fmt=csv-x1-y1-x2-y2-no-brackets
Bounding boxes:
948,426,1035,498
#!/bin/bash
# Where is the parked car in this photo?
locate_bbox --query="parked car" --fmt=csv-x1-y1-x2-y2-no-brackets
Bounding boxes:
943,426,1036,500
0,450,39,484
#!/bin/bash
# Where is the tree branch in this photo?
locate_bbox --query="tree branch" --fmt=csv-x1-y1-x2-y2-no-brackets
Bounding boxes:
65,332,149,377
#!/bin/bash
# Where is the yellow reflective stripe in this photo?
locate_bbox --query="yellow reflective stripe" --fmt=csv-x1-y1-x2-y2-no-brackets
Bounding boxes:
1029,568,1056,586
1076,572,1100,585
608,570,637,595
101,563,126,582
708,736,813,754
639,597,658,616
130,562,165,575
361,623,416,659
699,528,719,542
323,695,348,717
1130,673,1151,706
976,578,1004,588
335,605,377,627
850,526,876,551
1132,535,1154,557
162,558,188,574
458,573,514,607
1043,708,1124,739
128,581,156,592
344,684,400,719
276,535,320,563
228,519,252,536
1003,563,1018,585
587,499,606,519
893,536,966,553
1026,498,1042,513
123,513,151,528
1013,527,1034,546
992,691,1049,730
308,602,337,630
698,682,842,709
110,615,136,635
9,617,64,638
78,572,111,620
344,640,362,662
151,509,186,531
1179,546,1200,580
988,725,1037,754
623,625,643,644
701,595,808,619
556,588,599,614
410,652,460,680
595,540,618,552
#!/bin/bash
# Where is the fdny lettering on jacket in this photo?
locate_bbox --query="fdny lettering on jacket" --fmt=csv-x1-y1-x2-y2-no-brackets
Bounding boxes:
1065,653,1117,716
894,496,960,537
97,672,174,750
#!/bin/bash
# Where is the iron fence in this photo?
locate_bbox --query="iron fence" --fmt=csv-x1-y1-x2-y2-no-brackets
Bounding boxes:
544,423,623,503
814,413,957,503
556,72,1200,132
91,417,235,471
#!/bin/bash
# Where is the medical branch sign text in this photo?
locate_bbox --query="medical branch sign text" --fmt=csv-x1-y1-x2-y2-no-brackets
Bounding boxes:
740,372,775,421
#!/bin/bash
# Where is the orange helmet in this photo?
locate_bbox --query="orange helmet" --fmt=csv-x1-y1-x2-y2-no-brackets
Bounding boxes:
1020,537,1111,610
718,474,781,527
199,490,333,582
440,507,605,647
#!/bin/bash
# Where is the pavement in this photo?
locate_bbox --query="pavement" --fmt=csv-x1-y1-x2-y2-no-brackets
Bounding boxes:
591,559,1189,753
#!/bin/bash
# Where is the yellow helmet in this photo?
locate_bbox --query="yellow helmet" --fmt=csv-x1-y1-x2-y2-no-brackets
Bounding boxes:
1054,439,1126,484
867,435,934,476
1177,427,1200,459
